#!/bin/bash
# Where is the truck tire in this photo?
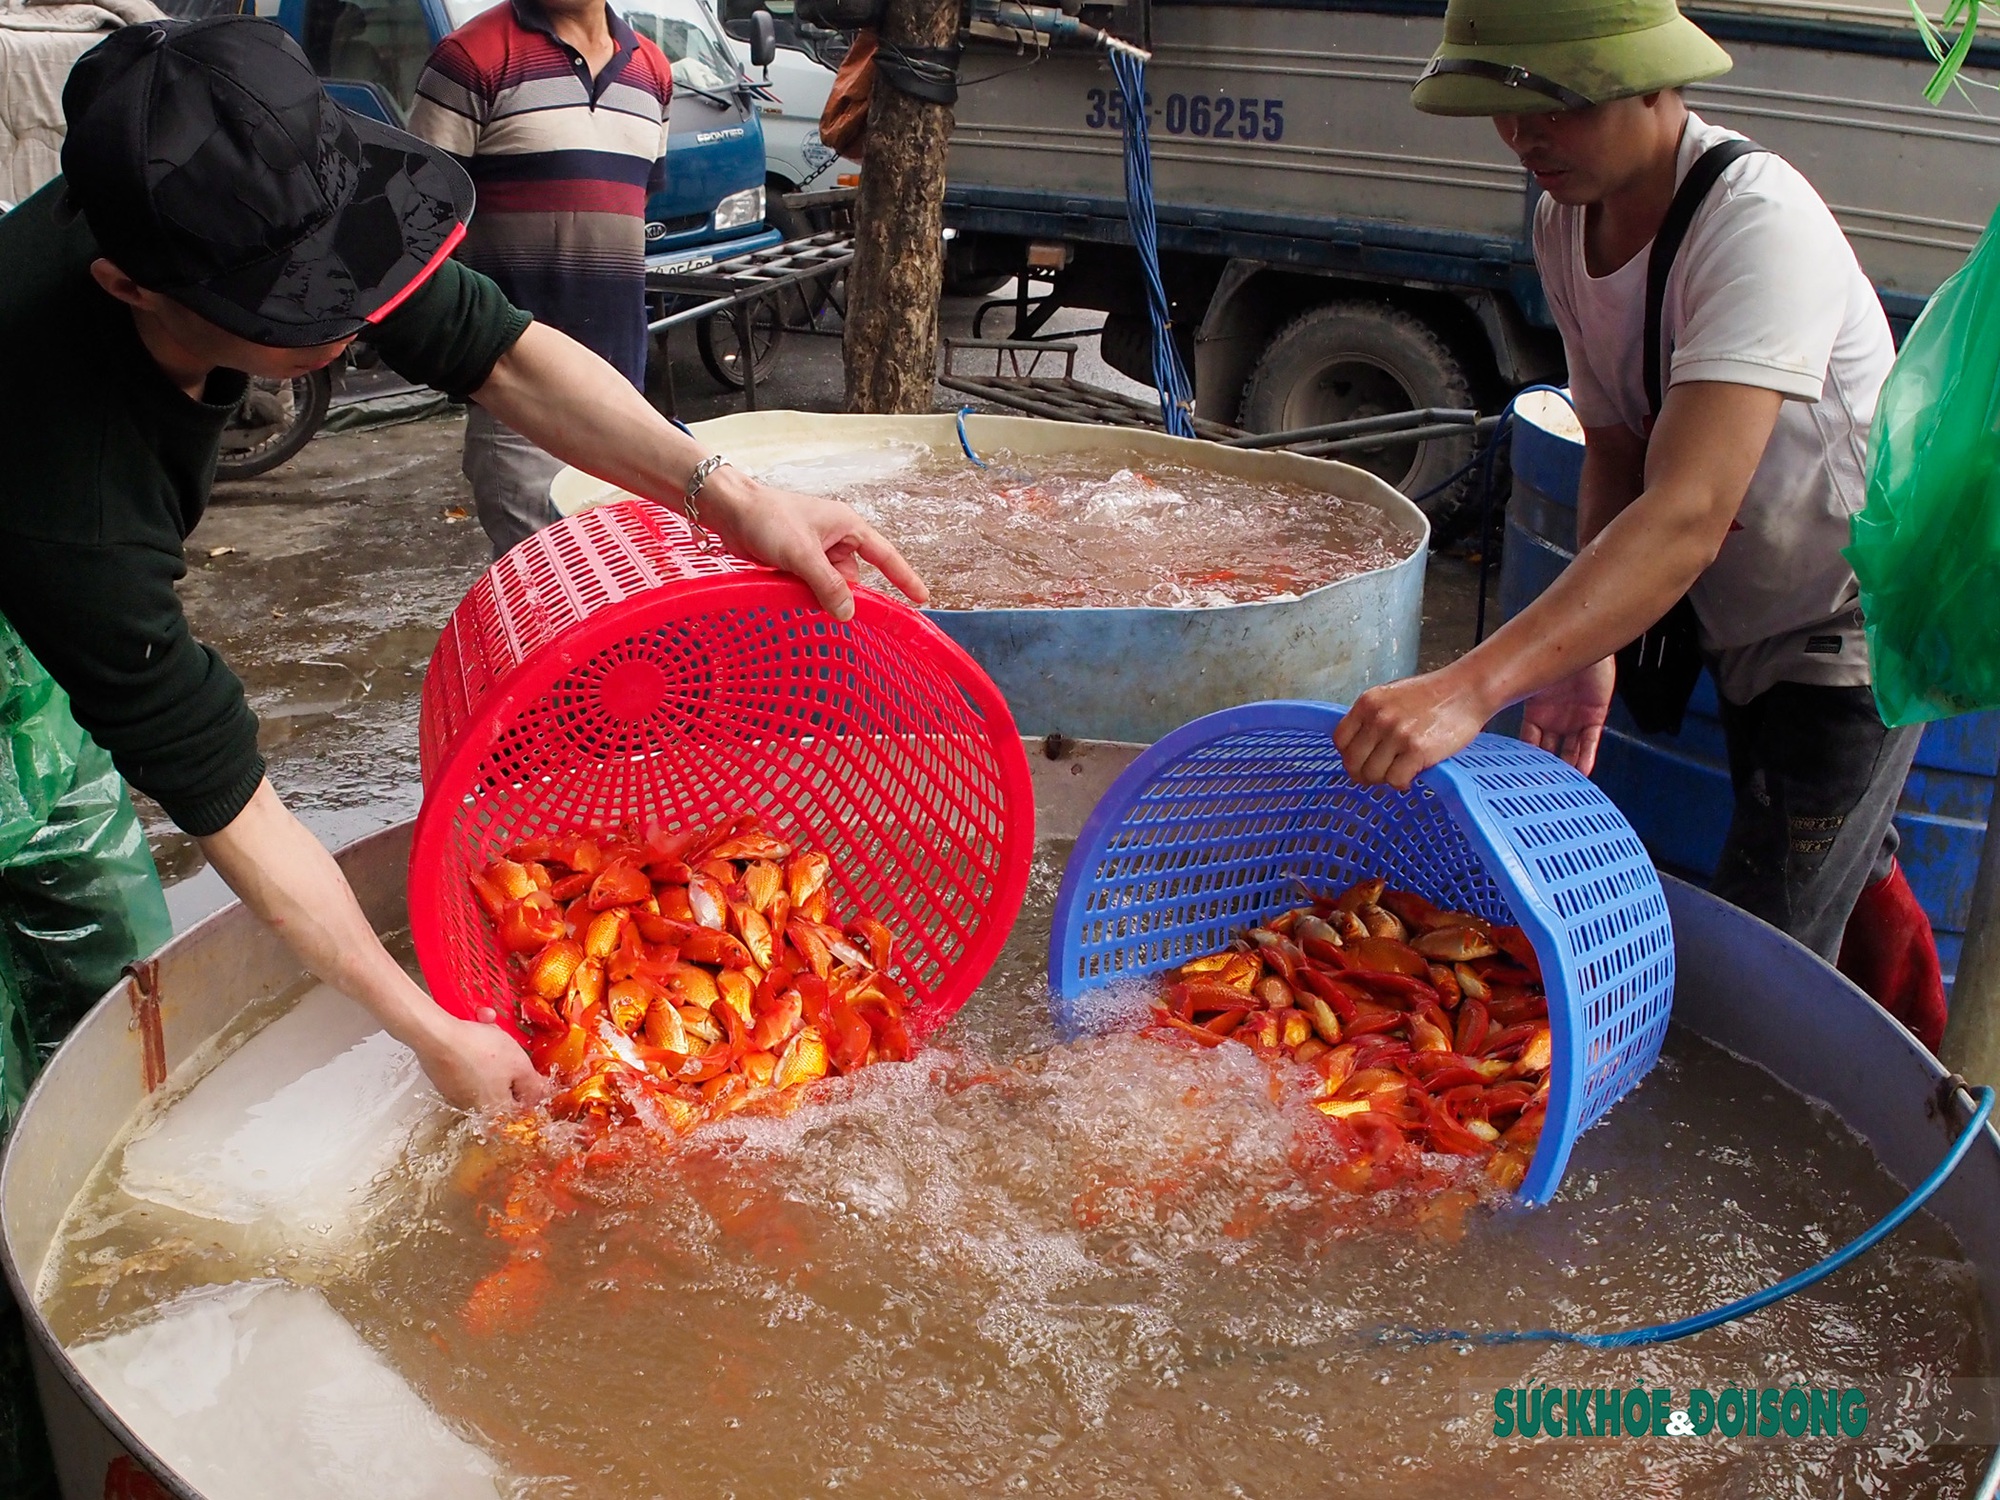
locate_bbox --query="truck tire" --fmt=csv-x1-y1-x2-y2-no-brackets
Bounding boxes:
1098,312,1153,388
766,187,813,246
943,234,1009,297
766,184,838,329
944,268,1010,297
1238,301,1478,542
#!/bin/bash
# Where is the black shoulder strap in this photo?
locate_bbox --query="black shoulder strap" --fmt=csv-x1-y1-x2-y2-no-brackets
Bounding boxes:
1644,137,1767,419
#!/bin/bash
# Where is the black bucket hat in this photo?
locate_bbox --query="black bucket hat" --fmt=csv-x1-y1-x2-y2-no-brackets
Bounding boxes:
60,15,475,347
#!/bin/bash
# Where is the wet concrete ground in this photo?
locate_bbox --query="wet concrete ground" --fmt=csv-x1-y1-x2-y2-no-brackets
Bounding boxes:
158,288,1484,917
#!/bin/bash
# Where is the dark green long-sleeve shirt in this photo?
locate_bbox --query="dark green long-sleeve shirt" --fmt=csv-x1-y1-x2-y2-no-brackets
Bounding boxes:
0,178,533,836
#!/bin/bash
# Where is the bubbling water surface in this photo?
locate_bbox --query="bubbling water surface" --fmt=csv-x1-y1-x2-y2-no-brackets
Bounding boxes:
752,445,1415,609
40,848,1990,1497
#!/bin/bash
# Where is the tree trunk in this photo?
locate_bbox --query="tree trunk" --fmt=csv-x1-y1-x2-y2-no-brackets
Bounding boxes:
842,0,956,413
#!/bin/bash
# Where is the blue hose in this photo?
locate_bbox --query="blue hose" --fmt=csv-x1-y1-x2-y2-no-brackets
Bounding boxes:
956,405,990,468
1107,48,1197,441
1387,1081,1995,1349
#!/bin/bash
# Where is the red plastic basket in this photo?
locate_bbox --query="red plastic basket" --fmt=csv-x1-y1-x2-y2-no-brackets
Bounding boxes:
411,500,1036,1043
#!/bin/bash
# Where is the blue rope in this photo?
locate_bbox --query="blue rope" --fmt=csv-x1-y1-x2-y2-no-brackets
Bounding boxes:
1385,1082,1994,1349
1108,48,1197,441
955,405,990,468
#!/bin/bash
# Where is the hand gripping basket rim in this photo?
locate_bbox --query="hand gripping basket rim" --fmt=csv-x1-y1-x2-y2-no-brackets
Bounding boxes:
410,569,1038,1044
1045,699,1675,1206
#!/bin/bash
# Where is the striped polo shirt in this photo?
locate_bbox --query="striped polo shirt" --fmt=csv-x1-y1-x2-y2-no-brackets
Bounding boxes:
408,1,672,386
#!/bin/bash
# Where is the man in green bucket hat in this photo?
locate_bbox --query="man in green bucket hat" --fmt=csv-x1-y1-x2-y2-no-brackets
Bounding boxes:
1338,0,1948,1045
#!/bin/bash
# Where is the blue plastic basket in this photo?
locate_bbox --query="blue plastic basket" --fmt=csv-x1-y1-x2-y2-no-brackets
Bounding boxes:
1047,701,1676,1205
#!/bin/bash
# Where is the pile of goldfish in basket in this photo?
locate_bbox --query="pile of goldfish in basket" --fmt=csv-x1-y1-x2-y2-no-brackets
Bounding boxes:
1144,877,1552,1192
469,834,1550,1185
469,814,913,1136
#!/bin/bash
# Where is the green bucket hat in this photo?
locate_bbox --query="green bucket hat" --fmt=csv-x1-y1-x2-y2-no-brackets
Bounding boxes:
1412,0,1732,116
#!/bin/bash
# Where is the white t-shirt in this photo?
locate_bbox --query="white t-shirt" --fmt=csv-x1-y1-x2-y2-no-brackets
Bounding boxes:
1534,112,1895,704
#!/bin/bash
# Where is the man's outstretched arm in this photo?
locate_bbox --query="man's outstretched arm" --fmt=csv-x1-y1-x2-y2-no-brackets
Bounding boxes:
1333,380,1783,789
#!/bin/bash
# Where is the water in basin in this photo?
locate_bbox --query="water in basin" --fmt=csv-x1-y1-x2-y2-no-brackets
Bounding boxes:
37,847,1988,1498
751,444,1415,610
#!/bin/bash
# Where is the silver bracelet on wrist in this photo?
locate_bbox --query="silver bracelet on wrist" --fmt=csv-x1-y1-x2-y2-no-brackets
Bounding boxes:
681,454,730,550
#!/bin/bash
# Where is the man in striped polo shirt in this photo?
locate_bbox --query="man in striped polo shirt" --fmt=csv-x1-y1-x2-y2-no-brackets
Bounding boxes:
409,0,674,557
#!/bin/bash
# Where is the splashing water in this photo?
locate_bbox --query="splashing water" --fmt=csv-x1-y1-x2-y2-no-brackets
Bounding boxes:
751,446,1416,610
38,848,1991,1498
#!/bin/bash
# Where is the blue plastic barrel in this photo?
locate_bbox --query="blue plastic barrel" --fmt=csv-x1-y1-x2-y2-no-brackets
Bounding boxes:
1497,395,2000,983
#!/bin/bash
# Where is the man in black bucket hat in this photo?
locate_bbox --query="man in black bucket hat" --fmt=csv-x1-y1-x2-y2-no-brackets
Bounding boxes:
0,16,925,1492
1335,0,1946,1045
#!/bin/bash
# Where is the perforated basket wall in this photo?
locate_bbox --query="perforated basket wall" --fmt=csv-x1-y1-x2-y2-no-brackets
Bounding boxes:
413,500,1036,1043
1047,701,1674,1205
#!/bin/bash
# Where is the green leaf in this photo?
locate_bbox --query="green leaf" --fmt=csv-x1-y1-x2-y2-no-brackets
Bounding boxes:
1907,0,1949,60
1914,0,1992,103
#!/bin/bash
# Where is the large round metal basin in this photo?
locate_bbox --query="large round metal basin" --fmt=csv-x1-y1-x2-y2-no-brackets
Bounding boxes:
550,412,1429,744
5,740,1998,1497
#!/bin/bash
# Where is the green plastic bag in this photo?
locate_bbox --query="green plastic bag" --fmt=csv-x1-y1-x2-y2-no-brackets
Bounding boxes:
0,622,172,1129
0,617,171,1500
1847,199,2000,727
